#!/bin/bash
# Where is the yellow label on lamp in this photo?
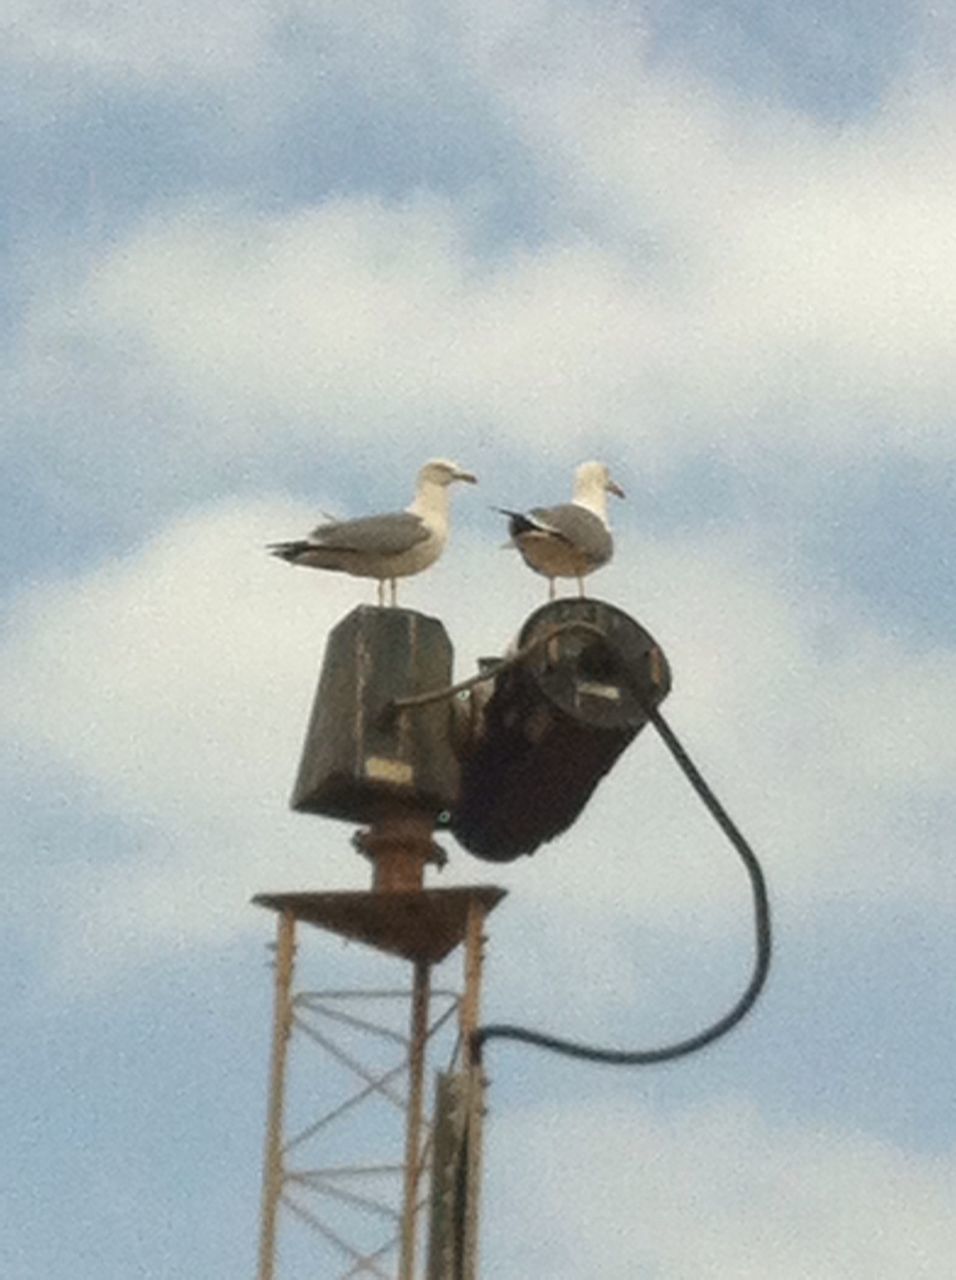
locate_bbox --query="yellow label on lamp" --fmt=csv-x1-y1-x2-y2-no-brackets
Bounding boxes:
577,681,621,701
365,756,414,786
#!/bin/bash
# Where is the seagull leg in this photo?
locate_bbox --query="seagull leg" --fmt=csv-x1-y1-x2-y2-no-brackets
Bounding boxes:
577,576,585,598
548,578,556,602
389,578,397,607
377,579,385,607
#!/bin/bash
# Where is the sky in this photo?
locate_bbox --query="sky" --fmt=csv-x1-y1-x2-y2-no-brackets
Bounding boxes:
2,0,955,1276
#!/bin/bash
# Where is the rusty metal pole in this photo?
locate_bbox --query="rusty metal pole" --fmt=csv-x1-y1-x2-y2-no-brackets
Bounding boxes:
399,958,432,1280
459,899,488,1280
257,909,296,1280
357,813,437,893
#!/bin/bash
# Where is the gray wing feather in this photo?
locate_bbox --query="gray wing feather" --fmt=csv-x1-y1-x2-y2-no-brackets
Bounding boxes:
308,511,430,555
526,504,613,563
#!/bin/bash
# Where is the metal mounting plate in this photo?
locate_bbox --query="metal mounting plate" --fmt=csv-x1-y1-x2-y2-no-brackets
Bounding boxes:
254,886,506,964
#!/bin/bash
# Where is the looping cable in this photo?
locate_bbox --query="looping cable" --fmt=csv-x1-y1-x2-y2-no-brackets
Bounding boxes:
474,703,772,1065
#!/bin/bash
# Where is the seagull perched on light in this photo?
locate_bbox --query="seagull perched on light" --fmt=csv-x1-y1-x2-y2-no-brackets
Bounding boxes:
498,460,624,599
269,458,477,606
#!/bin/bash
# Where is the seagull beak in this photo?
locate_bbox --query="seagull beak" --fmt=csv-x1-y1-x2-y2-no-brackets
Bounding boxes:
606,478,625,499
455,469,478,484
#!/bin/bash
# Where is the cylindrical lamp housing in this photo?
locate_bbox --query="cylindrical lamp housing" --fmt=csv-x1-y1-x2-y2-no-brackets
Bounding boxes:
450,598,670,861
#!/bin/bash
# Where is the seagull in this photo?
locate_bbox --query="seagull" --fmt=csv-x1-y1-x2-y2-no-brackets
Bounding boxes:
498,460,624,599
269,458,477,605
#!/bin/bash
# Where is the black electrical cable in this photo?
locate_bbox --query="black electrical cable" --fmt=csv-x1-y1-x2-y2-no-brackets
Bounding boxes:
473,702,772,1065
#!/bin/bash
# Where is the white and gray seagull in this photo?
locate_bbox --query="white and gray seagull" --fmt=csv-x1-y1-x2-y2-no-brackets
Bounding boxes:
498,460,625,599
269,458,477,605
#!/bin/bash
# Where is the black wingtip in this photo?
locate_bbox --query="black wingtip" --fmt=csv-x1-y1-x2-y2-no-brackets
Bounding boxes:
266,540,311,563
493,507,537,537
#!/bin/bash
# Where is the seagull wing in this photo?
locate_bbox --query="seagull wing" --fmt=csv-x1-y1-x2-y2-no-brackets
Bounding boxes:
307,511,431,555
504,503,613,566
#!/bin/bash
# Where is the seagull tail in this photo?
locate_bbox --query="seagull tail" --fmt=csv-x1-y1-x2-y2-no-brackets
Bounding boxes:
266,540,314,564
493,507,539,538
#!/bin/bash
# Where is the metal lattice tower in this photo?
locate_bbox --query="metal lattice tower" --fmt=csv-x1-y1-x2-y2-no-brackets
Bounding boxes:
255,852,504,1280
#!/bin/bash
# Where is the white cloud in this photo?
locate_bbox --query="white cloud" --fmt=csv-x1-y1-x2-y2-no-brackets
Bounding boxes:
15,194,662,471
6,2,955,508
484,1095,956,1278
472,15,956,450
14,61,956,491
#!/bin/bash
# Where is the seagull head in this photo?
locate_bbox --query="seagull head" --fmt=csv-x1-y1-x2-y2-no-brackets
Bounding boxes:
575,460,625,500
418,458,478,488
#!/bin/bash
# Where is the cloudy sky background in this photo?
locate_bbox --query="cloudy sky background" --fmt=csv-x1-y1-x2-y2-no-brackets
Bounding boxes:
3,1,955,1275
